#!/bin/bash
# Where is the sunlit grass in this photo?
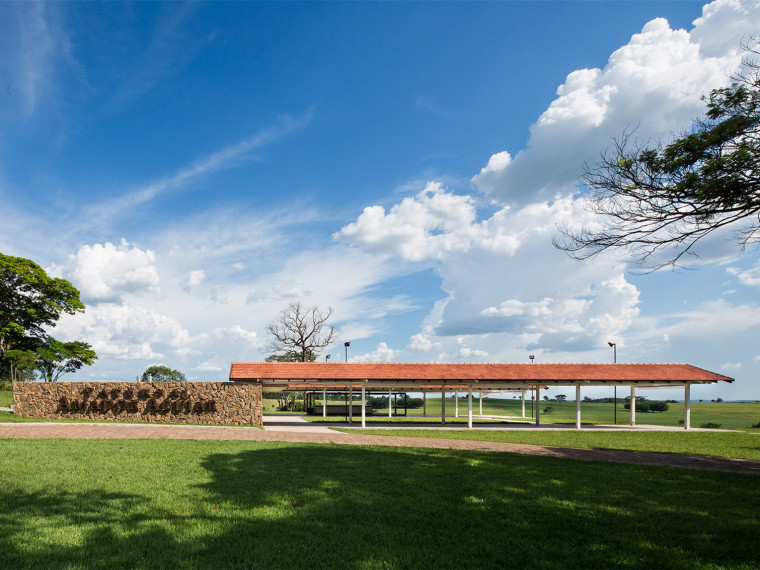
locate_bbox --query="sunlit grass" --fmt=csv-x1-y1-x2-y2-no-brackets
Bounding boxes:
0,438,757,568
337,429,760,461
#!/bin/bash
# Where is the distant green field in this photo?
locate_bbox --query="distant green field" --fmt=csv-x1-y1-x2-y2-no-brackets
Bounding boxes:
305,396,760,430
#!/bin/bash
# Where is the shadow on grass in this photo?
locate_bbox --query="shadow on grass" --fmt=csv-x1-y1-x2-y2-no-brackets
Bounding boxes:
0,444,757,568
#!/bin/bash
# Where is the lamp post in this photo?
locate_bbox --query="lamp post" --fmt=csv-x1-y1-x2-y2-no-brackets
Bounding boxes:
608,342,617,424
529,355,535,418
325,354,330,362
344,341,350,363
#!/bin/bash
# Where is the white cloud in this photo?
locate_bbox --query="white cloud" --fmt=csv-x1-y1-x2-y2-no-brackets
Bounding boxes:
335,181,520,261
407,333,440,352
727,261,760,287
56,302,192,361
472,1,759,206
351,342,398,363
721,361,742,371
57,239,160,303
183,269,206,290
341,184,639,354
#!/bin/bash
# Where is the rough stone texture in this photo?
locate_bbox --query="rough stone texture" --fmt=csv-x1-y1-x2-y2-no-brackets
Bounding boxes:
13,381,262,426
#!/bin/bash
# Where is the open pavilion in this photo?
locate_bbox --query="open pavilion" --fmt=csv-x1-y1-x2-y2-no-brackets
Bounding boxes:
229,362,733,430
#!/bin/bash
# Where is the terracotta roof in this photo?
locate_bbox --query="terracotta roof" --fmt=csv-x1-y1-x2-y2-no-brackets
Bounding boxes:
229,362,732,383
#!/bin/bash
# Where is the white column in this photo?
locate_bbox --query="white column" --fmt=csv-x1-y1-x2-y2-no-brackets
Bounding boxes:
323,388,326,417
388,388,392,417
468,385,473,429
684,384,691,430
361,383,366,428
349,385,353,425
630,385,636,427
423,392,427,416
455,391,459,418
575,384,581,430
535,386,540,426
521,389,526,418
441,386,446,425
479,392,483,415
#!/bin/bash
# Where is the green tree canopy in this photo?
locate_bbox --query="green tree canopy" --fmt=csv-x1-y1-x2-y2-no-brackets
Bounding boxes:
35,339,98,382
555,41,760,269
1,252,93,382
141,365,187,383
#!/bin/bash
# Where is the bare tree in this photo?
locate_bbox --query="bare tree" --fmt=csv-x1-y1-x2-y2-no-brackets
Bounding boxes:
266,303,336,362
554,39,760,269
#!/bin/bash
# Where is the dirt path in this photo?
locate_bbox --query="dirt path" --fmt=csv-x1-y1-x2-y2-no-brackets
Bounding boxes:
0,422,758,475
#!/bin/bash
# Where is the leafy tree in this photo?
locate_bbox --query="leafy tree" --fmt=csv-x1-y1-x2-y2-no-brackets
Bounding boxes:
35,339,98,382
555,41,760,268
1,252,95,382
0,253,84,363
266,303,335,362
555,394,567,402
141,365,186,383
542,406,554,415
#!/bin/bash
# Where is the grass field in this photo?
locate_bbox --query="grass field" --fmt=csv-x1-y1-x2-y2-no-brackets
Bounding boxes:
338,429,760,460
0,438,758,569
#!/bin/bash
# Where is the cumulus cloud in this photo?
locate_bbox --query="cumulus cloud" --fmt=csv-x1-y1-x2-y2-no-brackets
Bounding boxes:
335,181,520,261
340,182,639,354
472,1,759,206
57,239,160,303
56,302,192,361
351,342,398,363
407,333,440,352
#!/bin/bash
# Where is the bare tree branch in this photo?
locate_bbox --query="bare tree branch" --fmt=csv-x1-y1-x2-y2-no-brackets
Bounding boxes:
555,38,760,270
265,302,335,362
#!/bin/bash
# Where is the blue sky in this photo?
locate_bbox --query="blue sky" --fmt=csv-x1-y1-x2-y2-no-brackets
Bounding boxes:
2,0,759,400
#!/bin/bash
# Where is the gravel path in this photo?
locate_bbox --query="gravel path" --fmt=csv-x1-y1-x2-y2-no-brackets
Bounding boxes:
1,421,758,475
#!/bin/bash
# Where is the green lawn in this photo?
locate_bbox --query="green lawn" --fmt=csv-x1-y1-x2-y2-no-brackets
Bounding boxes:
0,438,757,569
338,429,760,461
0,390,12,408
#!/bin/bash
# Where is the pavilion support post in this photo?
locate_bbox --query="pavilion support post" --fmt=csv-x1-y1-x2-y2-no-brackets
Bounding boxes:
323,388,326,417
361,384,366,428
423,392,426,416
441,386,446,425
455,391,459,418
479,392,483,415
684,384,691,430
388,388,392,417
468,385,473,429
349,385,353,425
535,386,540,426
521,389,526,418
630,385,636,427
575,385,581,430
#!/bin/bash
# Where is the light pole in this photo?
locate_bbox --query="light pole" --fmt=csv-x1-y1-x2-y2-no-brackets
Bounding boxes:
344,341,350,363
608,341,617,424
325,354,330,362
529,355,535,418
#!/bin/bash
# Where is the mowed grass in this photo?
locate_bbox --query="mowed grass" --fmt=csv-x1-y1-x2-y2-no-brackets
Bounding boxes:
0,439,758,569
306,397,760,430
0,390,12,408
338,429,760,461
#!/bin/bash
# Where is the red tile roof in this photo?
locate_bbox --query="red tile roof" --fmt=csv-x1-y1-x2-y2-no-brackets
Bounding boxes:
229,362,732,383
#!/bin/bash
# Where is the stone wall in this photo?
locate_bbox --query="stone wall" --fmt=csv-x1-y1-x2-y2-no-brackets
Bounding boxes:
13,381,262,426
